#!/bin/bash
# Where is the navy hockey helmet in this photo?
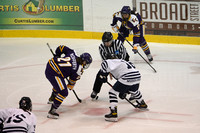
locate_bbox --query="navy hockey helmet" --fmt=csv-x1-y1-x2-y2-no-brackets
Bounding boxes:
121,6,131,14
80,52,92,69
19,97,32,111
102,32,113,42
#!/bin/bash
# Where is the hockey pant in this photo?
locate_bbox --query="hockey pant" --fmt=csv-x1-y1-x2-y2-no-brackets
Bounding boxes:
92,70,104,93
45,69,68,109
108,81,143,109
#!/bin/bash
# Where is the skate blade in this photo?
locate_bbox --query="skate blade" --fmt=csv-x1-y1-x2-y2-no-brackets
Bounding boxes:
47,114,59,119
105,117,118,122
136,107,149,111
130,99,136,103
47,101,53,104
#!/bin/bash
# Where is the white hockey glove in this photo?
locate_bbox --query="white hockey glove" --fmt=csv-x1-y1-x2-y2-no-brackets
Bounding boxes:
112,25,119,33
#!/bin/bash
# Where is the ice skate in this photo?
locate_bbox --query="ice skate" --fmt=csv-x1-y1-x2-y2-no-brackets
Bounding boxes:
47,105,59,119
147,54,153,62
105,107,118,122
136,100,148,109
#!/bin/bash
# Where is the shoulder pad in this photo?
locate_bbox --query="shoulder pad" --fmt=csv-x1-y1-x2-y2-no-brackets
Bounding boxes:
128,14,139,26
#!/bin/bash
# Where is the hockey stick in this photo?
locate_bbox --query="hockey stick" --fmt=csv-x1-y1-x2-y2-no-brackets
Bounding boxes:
47,43,55,57
118,32,157,73
106,81,137,108
72,88,82,103
46,43,83,103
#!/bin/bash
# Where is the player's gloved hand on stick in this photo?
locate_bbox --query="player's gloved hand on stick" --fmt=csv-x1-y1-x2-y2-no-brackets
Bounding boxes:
67,79,76,90
132,45,138,54
67,84,74,90
119,93,127,99
112,24,119,33
99,75,107,83
106,53,116,59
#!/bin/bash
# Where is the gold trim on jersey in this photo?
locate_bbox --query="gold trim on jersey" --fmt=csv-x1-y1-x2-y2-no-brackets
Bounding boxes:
59,45,65,52
49,58,64,78
52,88,57,92
133,31,140,37
128,15,131,21
55,77,64,90
48,59,60,75
68,78,76,85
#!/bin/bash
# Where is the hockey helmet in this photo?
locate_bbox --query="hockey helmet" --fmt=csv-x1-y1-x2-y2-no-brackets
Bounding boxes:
80,52,92,69
121,6,131,14
19,97,32,111
102,32,113,42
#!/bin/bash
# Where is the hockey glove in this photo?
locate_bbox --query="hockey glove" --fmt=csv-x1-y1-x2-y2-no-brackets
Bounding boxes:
112,24,119,33
99,75,107,83
67,84,74,90
119,93,127,100
132,46,138,54
98,70,108,83
106,53,116,59
67,78,76,90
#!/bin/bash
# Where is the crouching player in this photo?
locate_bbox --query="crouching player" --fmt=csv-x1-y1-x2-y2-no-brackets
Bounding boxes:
45,45,92,119
0,97,36,133
98,58,148,122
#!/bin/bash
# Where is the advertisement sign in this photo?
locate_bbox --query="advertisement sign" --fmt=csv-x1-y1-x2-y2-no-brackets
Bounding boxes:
0,0,83,30
136,0,200,36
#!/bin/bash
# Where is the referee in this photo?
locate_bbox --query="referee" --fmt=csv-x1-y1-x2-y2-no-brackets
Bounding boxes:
91,32,130,99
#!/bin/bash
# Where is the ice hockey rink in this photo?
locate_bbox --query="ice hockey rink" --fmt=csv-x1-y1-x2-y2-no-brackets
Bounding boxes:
0,37,200,133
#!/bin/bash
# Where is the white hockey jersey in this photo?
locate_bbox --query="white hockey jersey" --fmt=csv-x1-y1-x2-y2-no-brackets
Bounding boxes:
101,59,141,85
0,108,36,133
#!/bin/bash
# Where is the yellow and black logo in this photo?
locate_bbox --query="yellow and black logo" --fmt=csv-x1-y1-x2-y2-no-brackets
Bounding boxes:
22,0,44,15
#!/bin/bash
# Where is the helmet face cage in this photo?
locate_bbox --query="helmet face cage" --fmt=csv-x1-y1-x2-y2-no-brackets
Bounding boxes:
80,53,92,69
102,32,113,43
19,97,32,111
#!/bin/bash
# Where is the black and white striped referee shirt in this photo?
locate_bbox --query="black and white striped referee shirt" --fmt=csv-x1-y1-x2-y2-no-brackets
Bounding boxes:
99,39,128,61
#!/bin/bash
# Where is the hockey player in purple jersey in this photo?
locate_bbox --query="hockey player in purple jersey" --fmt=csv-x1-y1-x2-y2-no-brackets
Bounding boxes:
45,45,92,119
111,6,153,62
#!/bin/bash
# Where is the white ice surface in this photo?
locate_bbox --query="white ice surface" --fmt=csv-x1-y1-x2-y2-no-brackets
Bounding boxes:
0,38,200,133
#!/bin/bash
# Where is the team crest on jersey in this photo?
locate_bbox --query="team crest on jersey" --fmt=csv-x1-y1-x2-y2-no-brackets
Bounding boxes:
22,0,44,15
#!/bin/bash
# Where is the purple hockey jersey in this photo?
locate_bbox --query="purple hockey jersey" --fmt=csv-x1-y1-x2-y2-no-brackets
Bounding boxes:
46,45,83,81
111,11,144,36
